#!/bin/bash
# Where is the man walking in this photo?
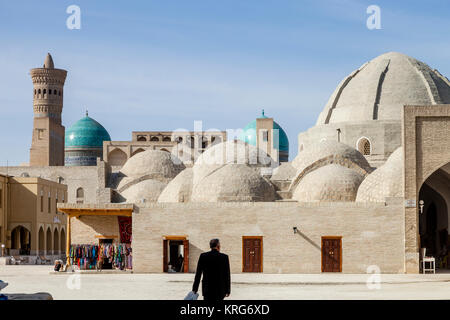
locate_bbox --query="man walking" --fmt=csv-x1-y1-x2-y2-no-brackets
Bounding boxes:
192,239,231,301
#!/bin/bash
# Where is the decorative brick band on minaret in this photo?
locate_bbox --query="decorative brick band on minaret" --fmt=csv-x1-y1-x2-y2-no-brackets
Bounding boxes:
29,53,67,166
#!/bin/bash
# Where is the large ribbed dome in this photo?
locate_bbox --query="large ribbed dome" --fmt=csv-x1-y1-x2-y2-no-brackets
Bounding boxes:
316,52,450,125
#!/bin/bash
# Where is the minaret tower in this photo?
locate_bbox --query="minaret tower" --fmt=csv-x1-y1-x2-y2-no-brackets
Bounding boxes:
29,53,67,166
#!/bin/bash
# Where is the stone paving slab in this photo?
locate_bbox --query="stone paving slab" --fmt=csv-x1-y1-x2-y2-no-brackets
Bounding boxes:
1,265,450,300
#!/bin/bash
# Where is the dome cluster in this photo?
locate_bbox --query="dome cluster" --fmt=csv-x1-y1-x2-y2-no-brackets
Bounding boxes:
109,52,439,205
159,140,277,203
114,150,185,203
288,141,372,202
112,141,276,204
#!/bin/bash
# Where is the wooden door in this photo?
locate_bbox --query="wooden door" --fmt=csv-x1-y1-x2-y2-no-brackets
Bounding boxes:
163,239,168,272
183,239,189,273
243,237,263,272
321,237,342,272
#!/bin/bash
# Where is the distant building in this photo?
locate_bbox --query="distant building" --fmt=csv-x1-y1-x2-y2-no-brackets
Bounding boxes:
0,174,67,259
239,110,289,163
104,130,227,168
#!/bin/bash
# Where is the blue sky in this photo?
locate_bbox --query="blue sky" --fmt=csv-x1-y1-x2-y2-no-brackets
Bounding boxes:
0,0,449,164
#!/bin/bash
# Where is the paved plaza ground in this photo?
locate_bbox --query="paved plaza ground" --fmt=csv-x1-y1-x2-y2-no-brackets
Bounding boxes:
1,266,450,300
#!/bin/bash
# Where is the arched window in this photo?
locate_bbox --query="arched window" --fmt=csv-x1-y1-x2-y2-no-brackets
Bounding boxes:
190,137,195,149
48,191,51,213
175,136,183,144
162,136,171,142
76,187,84,204
58,91,61,96
137,136,147,141
150,136,160,142
40,190,43,212
357,137,371,155
54,89,57,95
76,187,84,198
49,90,51,95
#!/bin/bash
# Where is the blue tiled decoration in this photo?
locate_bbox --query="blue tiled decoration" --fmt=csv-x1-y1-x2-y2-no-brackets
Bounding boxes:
238,110,289,154
64,114,111,166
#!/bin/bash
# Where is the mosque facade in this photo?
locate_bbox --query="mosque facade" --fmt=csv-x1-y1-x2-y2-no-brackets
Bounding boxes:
1,52,449,274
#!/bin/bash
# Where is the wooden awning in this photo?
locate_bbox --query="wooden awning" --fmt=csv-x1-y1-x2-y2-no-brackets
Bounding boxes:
57,203,133,217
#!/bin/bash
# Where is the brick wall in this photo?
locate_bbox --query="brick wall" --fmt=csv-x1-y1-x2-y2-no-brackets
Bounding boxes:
133,201,405,274
71,215,120,244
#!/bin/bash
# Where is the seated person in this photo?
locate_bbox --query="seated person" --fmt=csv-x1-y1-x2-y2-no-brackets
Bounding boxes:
54,260,62,272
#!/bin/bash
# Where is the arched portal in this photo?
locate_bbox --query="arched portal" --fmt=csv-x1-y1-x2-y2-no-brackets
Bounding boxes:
53,228,60,254
11,226,31,255
38,227,45,255
46,228,52,255
418,162,450,271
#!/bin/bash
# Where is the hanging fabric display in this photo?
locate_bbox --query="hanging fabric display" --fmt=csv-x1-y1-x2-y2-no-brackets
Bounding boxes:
69,243,132,270
118,217,132,244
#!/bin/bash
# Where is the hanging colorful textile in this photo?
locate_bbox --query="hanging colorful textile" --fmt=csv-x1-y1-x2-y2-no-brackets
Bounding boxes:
69,243,132,270
118,216,132,244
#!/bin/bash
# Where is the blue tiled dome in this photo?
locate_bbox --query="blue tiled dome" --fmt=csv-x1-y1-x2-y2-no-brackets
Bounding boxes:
65,114,111,149
238,111,289,153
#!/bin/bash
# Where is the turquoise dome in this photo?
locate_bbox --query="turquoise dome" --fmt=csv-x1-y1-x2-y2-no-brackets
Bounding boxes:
238,111,289,153
65,114,111,149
